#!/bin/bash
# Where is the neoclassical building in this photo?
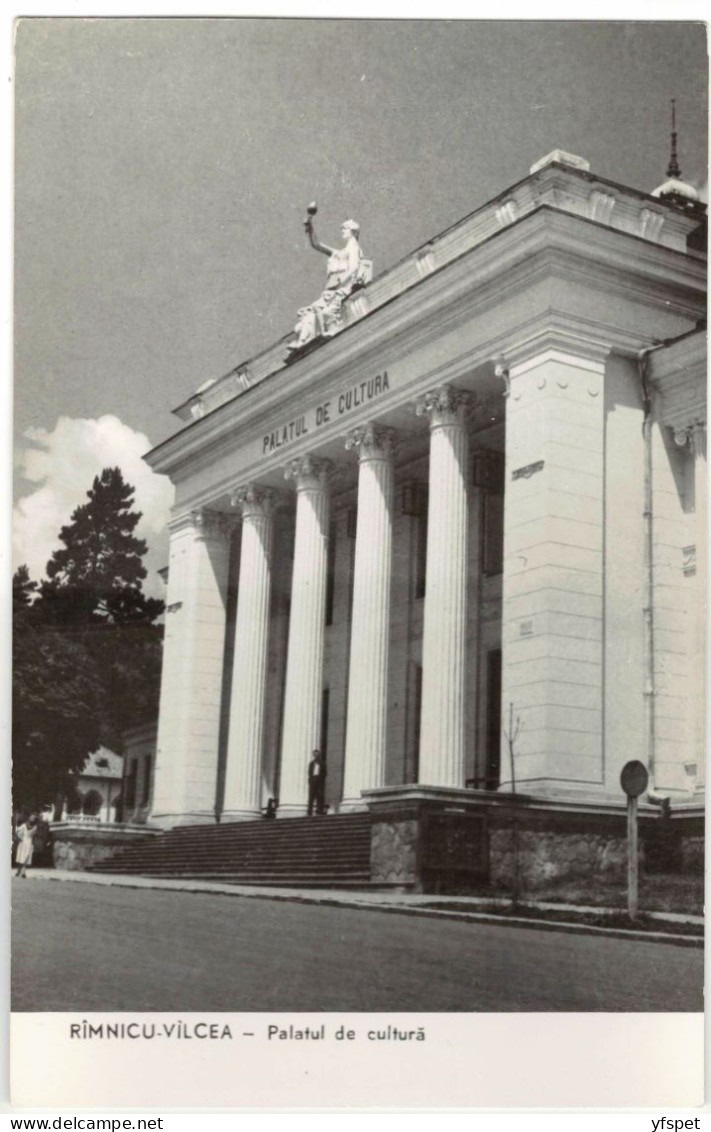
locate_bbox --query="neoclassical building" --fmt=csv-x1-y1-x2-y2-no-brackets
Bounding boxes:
145,149,706,866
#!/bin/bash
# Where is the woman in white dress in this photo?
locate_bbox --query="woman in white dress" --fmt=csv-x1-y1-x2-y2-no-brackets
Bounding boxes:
15,814,37,878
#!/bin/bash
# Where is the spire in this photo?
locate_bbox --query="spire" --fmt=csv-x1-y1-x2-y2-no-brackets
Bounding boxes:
651,97,700,208
667,98,681,179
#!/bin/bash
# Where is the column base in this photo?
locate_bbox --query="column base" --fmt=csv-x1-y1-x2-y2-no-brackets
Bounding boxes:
149,809,217,829
276,804,308,818
220,808,263,823
338,798,369,813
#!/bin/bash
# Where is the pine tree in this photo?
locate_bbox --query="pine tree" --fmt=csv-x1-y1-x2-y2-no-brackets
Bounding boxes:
17,469,167,785
40,467,164,624
13,563,37,610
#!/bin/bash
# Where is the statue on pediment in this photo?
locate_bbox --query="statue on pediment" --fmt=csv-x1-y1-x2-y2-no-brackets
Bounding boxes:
287,208,372,355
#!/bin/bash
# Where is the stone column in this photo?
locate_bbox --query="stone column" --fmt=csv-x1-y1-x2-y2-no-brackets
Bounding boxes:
151,510,232,827
341,424,396,808
221,486,277,821
500,342,608,795
416,385,471,786
278,457,331,814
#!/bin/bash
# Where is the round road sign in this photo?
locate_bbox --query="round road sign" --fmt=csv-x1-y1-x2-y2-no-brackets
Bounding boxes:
620,760,649,798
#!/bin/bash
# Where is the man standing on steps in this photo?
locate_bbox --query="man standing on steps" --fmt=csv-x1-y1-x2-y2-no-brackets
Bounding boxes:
307,749,327,816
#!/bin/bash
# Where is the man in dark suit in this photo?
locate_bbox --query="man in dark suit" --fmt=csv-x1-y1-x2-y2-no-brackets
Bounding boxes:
307,749,327,816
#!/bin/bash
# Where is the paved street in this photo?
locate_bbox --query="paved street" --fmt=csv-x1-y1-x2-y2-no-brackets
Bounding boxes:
12,878,703,1012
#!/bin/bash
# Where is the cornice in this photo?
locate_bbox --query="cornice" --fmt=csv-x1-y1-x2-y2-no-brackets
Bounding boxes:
173,163,705,424
147,208,706,482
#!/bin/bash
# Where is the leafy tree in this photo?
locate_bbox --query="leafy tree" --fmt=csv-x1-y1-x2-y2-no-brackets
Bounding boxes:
12,565,102,809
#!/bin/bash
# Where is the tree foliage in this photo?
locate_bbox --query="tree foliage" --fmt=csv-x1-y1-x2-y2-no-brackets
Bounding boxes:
40,467,164,624
13,468,166,810
13,568,102,808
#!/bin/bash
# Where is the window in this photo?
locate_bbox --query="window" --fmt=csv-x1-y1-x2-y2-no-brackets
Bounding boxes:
485,649,502,789
401,484,429,600
320,687,330,764
411,664,423,783
142,756,152,806
415,507,428,599
82,789,103,817
474,450,505,578
482,491,504,576
125,759,138,810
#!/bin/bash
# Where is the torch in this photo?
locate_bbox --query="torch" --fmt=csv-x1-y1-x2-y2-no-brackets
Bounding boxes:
304,201,317,233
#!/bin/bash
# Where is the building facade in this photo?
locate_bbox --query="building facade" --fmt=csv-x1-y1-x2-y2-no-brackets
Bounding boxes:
145,151,706,852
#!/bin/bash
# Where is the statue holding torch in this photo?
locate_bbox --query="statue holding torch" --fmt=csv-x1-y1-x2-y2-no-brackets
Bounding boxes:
287,203,370,354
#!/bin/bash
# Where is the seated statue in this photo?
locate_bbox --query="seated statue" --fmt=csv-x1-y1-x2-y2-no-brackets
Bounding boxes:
288,218,370,353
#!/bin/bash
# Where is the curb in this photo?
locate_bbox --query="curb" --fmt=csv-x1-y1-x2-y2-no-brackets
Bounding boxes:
22,871,703,948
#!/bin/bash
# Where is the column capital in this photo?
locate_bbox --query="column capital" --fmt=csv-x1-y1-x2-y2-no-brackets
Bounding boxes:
416,384,472,428
195,509,237,542
230,484,281,519
284,455,332,491
168,508,234,541
345,423,396,461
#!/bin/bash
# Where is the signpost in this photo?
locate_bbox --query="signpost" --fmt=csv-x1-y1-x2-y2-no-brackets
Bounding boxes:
620,760,649,920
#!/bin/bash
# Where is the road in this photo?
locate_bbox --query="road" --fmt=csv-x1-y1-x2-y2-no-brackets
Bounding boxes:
12,878,703,1012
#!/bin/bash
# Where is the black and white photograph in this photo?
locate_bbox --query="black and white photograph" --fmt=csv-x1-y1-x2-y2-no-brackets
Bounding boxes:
9,13,707,1110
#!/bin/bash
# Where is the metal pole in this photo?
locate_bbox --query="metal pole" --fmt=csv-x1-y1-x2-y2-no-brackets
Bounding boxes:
627,794,639,920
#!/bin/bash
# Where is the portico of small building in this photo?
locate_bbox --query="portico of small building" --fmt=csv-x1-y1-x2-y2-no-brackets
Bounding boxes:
145,153,706,832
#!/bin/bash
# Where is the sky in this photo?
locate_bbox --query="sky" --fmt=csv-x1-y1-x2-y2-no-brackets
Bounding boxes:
12,18,708,589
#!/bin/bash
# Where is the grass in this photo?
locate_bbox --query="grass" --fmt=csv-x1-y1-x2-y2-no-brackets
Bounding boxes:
519,873,703,916
418,900,703,936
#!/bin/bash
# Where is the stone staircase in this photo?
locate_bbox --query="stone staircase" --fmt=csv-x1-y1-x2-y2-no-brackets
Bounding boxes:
88,812,373,888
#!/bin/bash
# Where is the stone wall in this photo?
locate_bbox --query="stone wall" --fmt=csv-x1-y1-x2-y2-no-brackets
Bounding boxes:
488,823,629,891
364,785,690,895
51,824,158,871
370,817,419,888
680,834,704,874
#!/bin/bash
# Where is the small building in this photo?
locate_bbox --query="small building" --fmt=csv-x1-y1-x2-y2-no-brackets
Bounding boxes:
121,722,157,825
62,746,124,824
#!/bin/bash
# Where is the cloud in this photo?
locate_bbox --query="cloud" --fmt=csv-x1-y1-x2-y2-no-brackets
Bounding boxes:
13,415,174,593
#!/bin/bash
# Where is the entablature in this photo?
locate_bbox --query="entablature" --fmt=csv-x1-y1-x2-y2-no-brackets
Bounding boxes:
147,206,705,502
170,161,706,426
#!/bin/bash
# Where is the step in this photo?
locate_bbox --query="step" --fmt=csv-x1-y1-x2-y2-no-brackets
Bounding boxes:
104,833,371,855
88,812,373,888
94,858,370,874
92,842,370,864
160,816,371,838
133,872,373,887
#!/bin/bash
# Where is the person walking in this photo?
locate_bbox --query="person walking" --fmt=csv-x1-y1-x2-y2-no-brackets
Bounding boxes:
307,750,327,816
14,814,37,878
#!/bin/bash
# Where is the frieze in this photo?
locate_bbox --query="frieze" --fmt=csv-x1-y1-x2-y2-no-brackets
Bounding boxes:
262,371,391,456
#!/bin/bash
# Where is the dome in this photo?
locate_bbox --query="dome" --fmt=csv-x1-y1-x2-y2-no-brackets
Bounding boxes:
652,177,700,203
